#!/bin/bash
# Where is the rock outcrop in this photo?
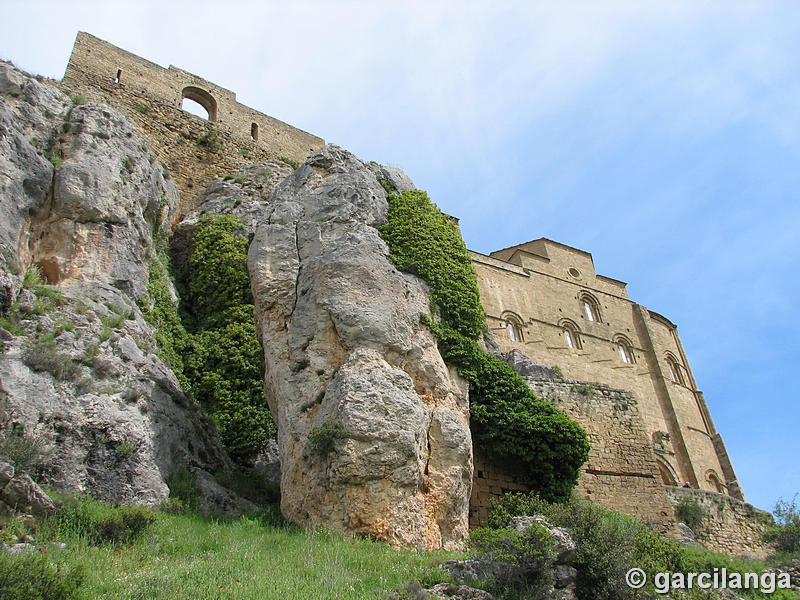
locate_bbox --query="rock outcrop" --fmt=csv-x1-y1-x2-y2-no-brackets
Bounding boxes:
247,145,472,550
0,455,55,515
0,62,244,513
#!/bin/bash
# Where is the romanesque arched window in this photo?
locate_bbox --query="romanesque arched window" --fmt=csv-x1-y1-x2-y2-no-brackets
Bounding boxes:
503,312,524,343
559,319,581,350
665,353,685,385
656,457,679,486
706,470,725,494
578,292,601,323
181,86,218,122
614,335,635,364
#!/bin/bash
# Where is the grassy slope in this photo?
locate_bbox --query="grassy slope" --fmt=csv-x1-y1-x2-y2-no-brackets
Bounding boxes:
32,511,453,600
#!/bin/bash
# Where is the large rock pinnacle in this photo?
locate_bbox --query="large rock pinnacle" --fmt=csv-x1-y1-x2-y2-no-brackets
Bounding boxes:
248,145,472,550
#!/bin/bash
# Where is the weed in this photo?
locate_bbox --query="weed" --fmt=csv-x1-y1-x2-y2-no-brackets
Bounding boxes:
99,314,125,330
104,302,134,320
551,366,564,379
309,420,350,458
50,150,63,168
0,429,52,476
675,497,706,530
70,94,87,106
0,551,84,600
276,156,300,169
22,336,80,381
197,130,221,152
23,265,44,288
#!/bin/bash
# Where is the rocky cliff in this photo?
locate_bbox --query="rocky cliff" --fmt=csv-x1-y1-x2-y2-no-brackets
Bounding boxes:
0,62,246,513
1,62,475,548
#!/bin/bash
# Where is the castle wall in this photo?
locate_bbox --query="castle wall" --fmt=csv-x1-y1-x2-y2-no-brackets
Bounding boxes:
58,32,324,215
470,240,742,501
666,486,772,557
469,377,675,534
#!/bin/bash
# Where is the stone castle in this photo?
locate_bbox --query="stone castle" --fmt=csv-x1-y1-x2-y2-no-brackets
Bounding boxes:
51,32,765,553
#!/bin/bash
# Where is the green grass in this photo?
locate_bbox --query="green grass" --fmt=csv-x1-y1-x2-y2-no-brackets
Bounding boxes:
18,507,452,599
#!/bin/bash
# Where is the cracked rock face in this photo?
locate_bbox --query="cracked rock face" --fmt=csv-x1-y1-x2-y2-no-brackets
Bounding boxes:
0,62,246,514
248,145,472,550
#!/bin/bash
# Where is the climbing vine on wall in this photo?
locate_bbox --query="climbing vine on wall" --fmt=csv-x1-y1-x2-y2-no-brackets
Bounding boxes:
379,189,590,502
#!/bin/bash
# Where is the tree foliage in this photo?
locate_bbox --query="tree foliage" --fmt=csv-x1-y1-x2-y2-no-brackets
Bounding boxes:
378,189,589,502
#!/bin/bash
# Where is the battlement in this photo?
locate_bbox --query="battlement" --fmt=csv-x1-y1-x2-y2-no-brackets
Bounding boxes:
59,32,324,214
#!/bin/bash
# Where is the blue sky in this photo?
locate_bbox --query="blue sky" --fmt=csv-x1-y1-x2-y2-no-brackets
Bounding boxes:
2,1,798,513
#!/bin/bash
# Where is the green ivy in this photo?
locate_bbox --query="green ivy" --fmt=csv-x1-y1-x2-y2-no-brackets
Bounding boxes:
379,190,484,340
378,189,589,502
183,215,276,464
141,252,191,388
142,215,275,465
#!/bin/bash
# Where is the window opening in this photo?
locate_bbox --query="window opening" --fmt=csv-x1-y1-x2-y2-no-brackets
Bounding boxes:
618,342,633,364
181,86,218,122
666,356,684,384
250,122,259,141
583,298,598,321
507,320,522,342
114,69,122,84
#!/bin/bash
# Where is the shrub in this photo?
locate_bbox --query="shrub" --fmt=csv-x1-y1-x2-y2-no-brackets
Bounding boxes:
550,365,564,379
675,497,705,530
140,252,191,385
276,156,299,169
70,95,86,106
0,551,84,600
764,494,800,554
22,336,80,381
197,130,221,152
166,468,201,513
93,505,155,543
44,494,156,545
378,190,589,502
0,429,52,476
469,524,554,599
309,420,350,458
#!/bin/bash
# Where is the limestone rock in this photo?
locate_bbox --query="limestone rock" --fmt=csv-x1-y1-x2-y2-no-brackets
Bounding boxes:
677,522,698,545
170,160,294,276
425,582,495,600
0,456,55,515
0,63,246,515
503,349,557,379
34,103,177,298
0,283,244,514
442,559,502,582
248,144,472,550
366,161,415,194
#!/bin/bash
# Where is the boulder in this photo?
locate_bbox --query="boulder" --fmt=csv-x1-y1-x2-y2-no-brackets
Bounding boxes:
425,582,495,600
248,144,472,550
0,456,55,515
503,349,557,379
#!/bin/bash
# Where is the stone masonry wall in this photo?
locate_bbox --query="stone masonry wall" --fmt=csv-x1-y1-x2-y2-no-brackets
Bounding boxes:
58,32,324,216
470,376,676,533
667,486,772,558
